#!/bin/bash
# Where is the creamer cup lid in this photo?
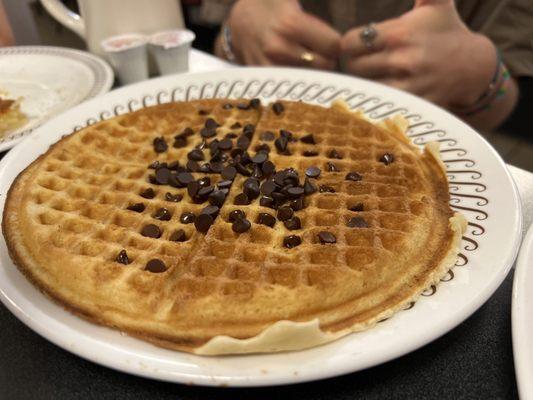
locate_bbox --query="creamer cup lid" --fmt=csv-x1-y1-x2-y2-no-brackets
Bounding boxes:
149,30,195,50
101,33,148,53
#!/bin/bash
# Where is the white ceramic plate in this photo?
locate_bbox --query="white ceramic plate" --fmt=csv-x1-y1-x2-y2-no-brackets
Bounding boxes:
0,68,522,387
0,46,113,151
513,223,533,400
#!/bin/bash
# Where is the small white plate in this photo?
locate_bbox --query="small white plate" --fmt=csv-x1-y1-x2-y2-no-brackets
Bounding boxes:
513,223,533,399
0,46,113,151
0,68,522,387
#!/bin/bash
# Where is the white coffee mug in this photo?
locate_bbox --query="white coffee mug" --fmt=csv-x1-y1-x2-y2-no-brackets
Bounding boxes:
40,0,185,58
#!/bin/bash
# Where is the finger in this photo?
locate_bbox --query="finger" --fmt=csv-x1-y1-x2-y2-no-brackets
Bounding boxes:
340,22,390,58
283,13,341,58
344,51,399,79
264,37,336,70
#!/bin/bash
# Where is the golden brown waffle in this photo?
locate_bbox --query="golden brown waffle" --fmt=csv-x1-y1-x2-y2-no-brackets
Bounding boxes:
3,98,465,354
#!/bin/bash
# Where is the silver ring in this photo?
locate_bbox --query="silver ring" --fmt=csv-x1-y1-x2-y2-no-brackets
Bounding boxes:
360,23,378,50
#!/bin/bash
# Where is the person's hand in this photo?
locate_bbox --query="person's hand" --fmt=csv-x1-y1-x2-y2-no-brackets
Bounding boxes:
227,0,341,70
340,0,497,109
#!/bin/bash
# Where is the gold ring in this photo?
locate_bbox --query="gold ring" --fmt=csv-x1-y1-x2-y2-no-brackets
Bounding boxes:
300,51,315,64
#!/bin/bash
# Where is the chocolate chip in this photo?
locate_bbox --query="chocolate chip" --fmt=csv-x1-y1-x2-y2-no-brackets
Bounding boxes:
221,166,237,180
345,172,362,182
274,136,288,152
260,195,275,208
347,217,369,228
303,151,318,157
260,180,276,195
140,188,155,199
229,209,246,222
164,193,182,202
188,149,205,161
180,212,195,224
141,224,161,238
169,229,187,242
262,160,276,176
251,151,268,164
274,171,287,186
127,203,145,213
233,162,249,176
148,175,157,184
243,178,260,199
153,208,171,221
186,160,200,172
180,127,195,137
173,137,187,149
222,103,234,110
177,172,194,185
284,217,301,230
289,198,304,211
210,162,224,173
260,131,275,141
272,102,284,115
209,190,226,207
168,161,180,171
326,162,339,172
319,185,335,193
201,205,220,219
200,127,217,138
280,130,293,140
217,180,233,189
318,231,336,244
300,134,316,144
349,203,364,212
234,193,250,205
254,144,271,154
283,235,301,248
194,213,214,233
277,206,293,221
236,135,250,150
256,213,276,227
145,259,167,273
271,191,287,206
250,98,261,109
303,178,317,195
287,187,304,198
232,218,251,233
328,149,343,159
187,181,199,198
155,168,171,185
153,137,168,153
115,250,130,265
305,166,321,178
205,118,218,130
230,122,242,129
198,185,214,197
251,164,263,179
218,138,233,150
379,153,394,165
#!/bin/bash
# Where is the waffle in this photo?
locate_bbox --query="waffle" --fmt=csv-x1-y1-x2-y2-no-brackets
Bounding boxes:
3,98,466,354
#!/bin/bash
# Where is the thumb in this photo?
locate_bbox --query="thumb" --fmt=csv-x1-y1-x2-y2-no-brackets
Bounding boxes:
414,0,452,7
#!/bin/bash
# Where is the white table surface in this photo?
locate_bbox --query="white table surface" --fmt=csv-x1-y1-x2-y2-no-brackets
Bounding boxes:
189,49,533,235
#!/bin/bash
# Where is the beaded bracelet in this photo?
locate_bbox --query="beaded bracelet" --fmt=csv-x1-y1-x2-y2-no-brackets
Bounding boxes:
456,50,511,117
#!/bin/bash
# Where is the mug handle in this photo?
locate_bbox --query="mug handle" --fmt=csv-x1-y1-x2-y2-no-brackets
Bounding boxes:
39,0,86,38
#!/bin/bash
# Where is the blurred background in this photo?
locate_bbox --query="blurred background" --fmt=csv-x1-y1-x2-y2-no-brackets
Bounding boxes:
2,0,532,171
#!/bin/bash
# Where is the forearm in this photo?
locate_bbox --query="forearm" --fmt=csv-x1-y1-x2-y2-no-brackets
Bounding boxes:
0,0,14,46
